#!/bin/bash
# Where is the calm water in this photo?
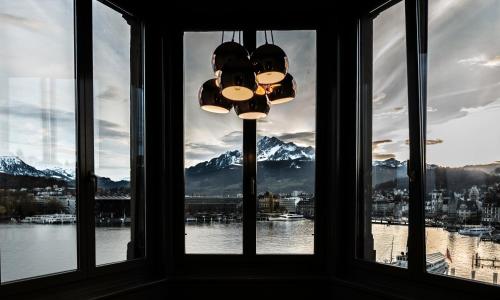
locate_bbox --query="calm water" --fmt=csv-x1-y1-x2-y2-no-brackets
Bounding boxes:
0,224,130,283
2,223,500,286
373,224,500,285
185,220,315,254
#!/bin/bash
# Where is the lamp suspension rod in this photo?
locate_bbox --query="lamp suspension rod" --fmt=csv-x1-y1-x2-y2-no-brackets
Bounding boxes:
264,30,268,44
231,30,236,42
238,31,241,44
270,30,274,44
221,31,224,43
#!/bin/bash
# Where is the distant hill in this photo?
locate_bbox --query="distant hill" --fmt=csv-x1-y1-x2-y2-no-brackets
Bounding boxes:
373,159,500,192
0,156,128,190
185,136,315,195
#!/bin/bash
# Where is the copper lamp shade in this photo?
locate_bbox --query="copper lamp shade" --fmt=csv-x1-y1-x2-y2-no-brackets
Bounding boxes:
251,43,288,85
267,73,296,105
198,79,232,113
234,94,270,120
212,41,249,77
220,59,257,101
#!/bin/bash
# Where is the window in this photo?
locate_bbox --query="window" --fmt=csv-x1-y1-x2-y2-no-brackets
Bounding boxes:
183,30,317,255
425,0,500,284
93,0,145,265
255,30,316,254
0,0,76,283
184,32,243,254
0,0,146,286
359,0,500,290
359,1,409,267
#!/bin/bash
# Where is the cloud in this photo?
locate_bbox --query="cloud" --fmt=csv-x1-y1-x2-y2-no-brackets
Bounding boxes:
276,131,316,147
458,55,500,68
374,106,407,118
96,85,121,101
427,139,444,145
0,104,75,124
373,93,386,103
0,13,47,31
96,120,129,139
372,139,392,151
221,131,242,144
404,139,443,145
184,142,230,162
459,98,500,114
373,153,396,160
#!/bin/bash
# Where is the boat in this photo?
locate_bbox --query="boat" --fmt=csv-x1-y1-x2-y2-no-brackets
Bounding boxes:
457,225,494,236
268,213,305,221
391,252,449,274
480,233,500,243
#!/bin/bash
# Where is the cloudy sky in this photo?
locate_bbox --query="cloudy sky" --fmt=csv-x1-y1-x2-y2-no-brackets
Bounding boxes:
2,0,500,179
0,0,131,180
372,0,500,167
184,31,317,167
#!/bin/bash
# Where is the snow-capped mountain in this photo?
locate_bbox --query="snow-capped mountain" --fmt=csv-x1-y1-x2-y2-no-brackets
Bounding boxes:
191,150,243,172
0,156,75,181
372,158,407,168
185,137,316,194
187,136,315,172
257,136,315,162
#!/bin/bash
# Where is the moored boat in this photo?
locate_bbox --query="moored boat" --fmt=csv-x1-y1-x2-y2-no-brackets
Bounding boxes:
458,225,494,236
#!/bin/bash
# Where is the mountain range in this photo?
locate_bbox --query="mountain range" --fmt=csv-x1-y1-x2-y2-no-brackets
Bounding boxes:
0,156,128,190
2,137,500,194
372,158,500,192
186,136,315,195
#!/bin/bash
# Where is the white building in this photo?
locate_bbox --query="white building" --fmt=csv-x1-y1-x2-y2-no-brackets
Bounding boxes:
279,197,301,213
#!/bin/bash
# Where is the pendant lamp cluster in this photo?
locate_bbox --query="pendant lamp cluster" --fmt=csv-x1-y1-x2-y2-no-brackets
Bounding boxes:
199,31,297,120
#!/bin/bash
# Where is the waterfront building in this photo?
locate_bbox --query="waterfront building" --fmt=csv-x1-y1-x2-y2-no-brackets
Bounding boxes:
482,185,500,225
296,197,315,218
257,191,281,213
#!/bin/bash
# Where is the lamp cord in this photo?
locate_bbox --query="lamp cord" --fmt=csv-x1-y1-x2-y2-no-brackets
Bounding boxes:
271,30,274,44
264,30,268,44
239,31,241,44
221,31,224,44
231,31,236,42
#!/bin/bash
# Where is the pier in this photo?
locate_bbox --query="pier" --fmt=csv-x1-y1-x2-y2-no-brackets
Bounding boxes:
472,253,500,269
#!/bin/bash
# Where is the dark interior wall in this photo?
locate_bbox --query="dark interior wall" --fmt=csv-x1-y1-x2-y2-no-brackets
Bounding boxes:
91,1,405,300
8,0,499,299
98,280,398,300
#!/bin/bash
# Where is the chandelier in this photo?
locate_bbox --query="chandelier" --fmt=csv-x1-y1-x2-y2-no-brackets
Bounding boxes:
198,31,297,120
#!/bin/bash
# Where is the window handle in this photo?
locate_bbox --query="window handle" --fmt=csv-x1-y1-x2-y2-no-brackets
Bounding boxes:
89,171,97,193
406,159,416,182
251,177,255,196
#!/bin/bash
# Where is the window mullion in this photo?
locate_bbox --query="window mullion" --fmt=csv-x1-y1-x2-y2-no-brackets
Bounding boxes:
357,16,375,261
405,0,428,276
242,29,257,256
75,0,96,273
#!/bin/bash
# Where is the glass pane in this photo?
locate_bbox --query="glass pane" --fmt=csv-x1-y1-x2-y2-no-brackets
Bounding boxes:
184,32,243,254
255,30,316,254
0,0,76,282
93,0,144,265
362,1,409,267
426,0,500,284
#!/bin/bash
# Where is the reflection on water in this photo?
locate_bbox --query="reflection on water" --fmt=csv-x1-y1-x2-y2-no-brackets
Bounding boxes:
185,220,314,254
373,224,500,285
0,224,130,283
185,223,243,254
257,220,314,254
3,223,500,285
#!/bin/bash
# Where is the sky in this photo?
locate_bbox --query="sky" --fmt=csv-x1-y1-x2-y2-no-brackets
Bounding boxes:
0,0,131,180
372,0,500,167
184,31,317,167
2,1,500,178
